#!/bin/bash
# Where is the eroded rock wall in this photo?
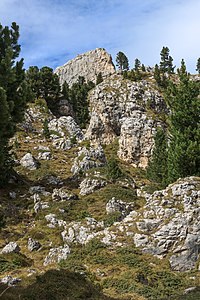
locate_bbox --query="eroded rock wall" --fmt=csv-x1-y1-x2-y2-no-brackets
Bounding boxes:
86,75,167,168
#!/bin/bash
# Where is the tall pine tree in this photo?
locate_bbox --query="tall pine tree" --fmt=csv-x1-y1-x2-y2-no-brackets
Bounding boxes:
0,22,31,184
166,60,200,183
116,51,129,71
147,127,168,187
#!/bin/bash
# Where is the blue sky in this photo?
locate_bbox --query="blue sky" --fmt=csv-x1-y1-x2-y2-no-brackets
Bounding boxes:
0,0,199,72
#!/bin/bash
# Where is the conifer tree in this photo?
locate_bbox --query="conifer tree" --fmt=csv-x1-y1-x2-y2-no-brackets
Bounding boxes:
154,64,162,86
96,72,103,85
147,127,168,187
166,60,200,183
134,58,141,71
196,58,200,74
68,77,94,128
116,51,129,71
160,46,175,74
26,66,60,112
61,81,70,99
141,64,146,72
0,22,31,184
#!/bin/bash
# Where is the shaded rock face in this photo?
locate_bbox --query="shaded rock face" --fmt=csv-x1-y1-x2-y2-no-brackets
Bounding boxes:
85,75,166,168
106,197,135,218
55,48,115,87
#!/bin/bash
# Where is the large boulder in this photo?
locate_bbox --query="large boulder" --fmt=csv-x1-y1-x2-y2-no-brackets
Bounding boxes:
71,145,106,175
48,116,83,143
1,242,20,254
55,48,115,87
43,244,70,266
79,177,106,195
27,238,41,252
20,153,39,170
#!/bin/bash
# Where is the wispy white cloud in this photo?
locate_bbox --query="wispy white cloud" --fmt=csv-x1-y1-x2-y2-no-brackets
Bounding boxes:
0,0,199,72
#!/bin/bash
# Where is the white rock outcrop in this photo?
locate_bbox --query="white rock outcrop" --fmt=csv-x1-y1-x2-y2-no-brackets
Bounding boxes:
55,48,115,86
85,75,166,168
20,153,39,170
1,242,20,254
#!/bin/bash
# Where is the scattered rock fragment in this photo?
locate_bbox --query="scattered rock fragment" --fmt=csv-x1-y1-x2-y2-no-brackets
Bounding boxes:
27,238,41,251
43,244,70,266
1,242,20,254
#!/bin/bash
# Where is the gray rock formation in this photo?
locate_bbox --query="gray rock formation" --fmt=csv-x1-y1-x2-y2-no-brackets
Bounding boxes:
48,116,83,141
121,177,200,271
37,151,52,160
1,275,21,286
85,75,166,168
45,214,66,228
106,197,135,218
79,177,106,195
52,187,78,201
1,242,20,254
71,145,106,175
59,177,200,271
61,218,104,245
118,113,156,168
43,244,70,266
27,238,41,251
55,48,115,86
20,153,39,170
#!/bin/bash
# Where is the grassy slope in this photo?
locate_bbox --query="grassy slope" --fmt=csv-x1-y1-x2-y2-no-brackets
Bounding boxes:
0,96,200,300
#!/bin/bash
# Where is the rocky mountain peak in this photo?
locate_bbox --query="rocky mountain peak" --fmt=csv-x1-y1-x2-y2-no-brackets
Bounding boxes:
54,48,116,86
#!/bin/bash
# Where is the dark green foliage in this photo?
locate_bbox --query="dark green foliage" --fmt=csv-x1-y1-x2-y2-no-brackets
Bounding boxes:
141,64,146,72
0,22,31,184
103,211,122,227
134,58,141,71
26,66,60,112
116,51,129,71
166,60,200,183
43,118,50,139
147,127,168,187
154,64,162,86
106,157,123,181
123,69,136,81
96,72,103,85
61,81,69,99
0,253,32,274
196,57,200,74
66,76,94,128
160,46,175,74
0,269,113,300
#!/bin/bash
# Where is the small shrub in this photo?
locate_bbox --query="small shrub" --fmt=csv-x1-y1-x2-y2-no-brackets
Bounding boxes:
106,157,123,182
43,118,50,139
103,211,121,227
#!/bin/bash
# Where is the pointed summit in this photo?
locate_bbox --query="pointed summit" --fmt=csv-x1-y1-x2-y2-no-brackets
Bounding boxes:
54,48,115,86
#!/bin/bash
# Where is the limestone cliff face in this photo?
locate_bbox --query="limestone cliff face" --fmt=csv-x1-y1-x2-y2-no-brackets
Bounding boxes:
54,48,115,86
85,75,167,168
